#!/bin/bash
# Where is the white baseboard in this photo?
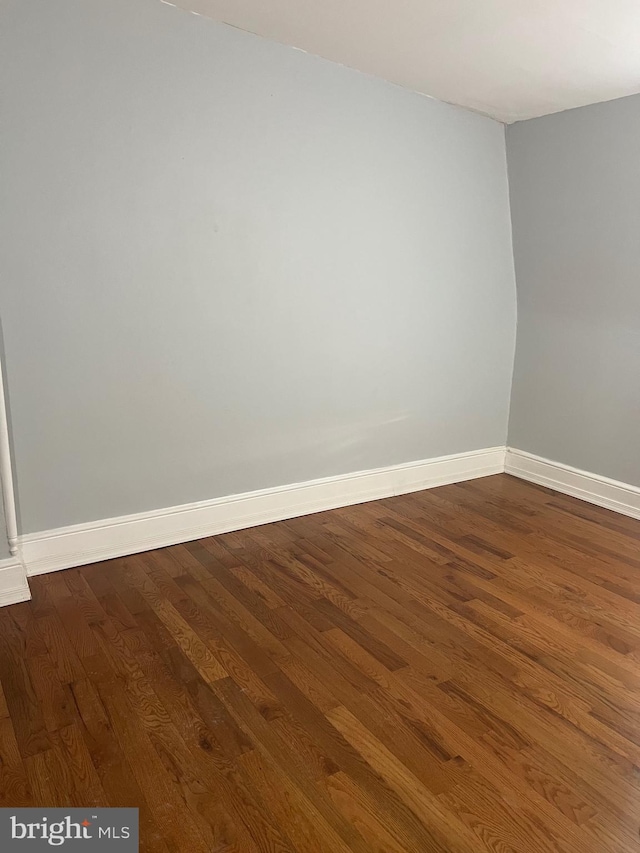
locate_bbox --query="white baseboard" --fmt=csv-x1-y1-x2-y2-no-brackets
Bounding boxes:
505,448,640,520
19,446,505,577
0,557,31,606
13,445,640,583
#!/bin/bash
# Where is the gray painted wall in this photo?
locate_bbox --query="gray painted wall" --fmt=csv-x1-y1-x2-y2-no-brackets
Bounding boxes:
1,0,516,534
507,95,640,486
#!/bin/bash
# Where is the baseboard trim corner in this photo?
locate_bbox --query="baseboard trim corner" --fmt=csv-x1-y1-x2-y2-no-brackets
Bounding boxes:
505,447,640,520
0,557,31,607
20,446,506,577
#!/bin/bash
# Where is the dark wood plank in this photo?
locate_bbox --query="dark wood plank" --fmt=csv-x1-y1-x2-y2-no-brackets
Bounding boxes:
0,474,639,852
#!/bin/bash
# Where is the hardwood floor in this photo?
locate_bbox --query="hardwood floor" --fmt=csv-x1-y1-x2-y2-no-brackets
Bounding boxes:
1,473,639,852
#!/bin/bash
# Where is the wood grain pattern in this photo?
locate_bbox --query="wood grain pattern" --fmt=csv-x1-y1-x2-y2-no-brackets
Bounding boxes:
1,473,639,851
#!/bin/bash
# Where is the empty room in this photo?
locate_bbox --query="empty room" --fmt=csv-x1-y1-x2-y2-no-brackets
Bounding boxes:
1,0,639,850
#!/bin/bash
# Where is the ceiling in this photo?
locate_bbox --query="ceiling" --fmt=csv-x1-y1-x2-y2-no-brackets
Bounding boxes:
164,0,640,123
